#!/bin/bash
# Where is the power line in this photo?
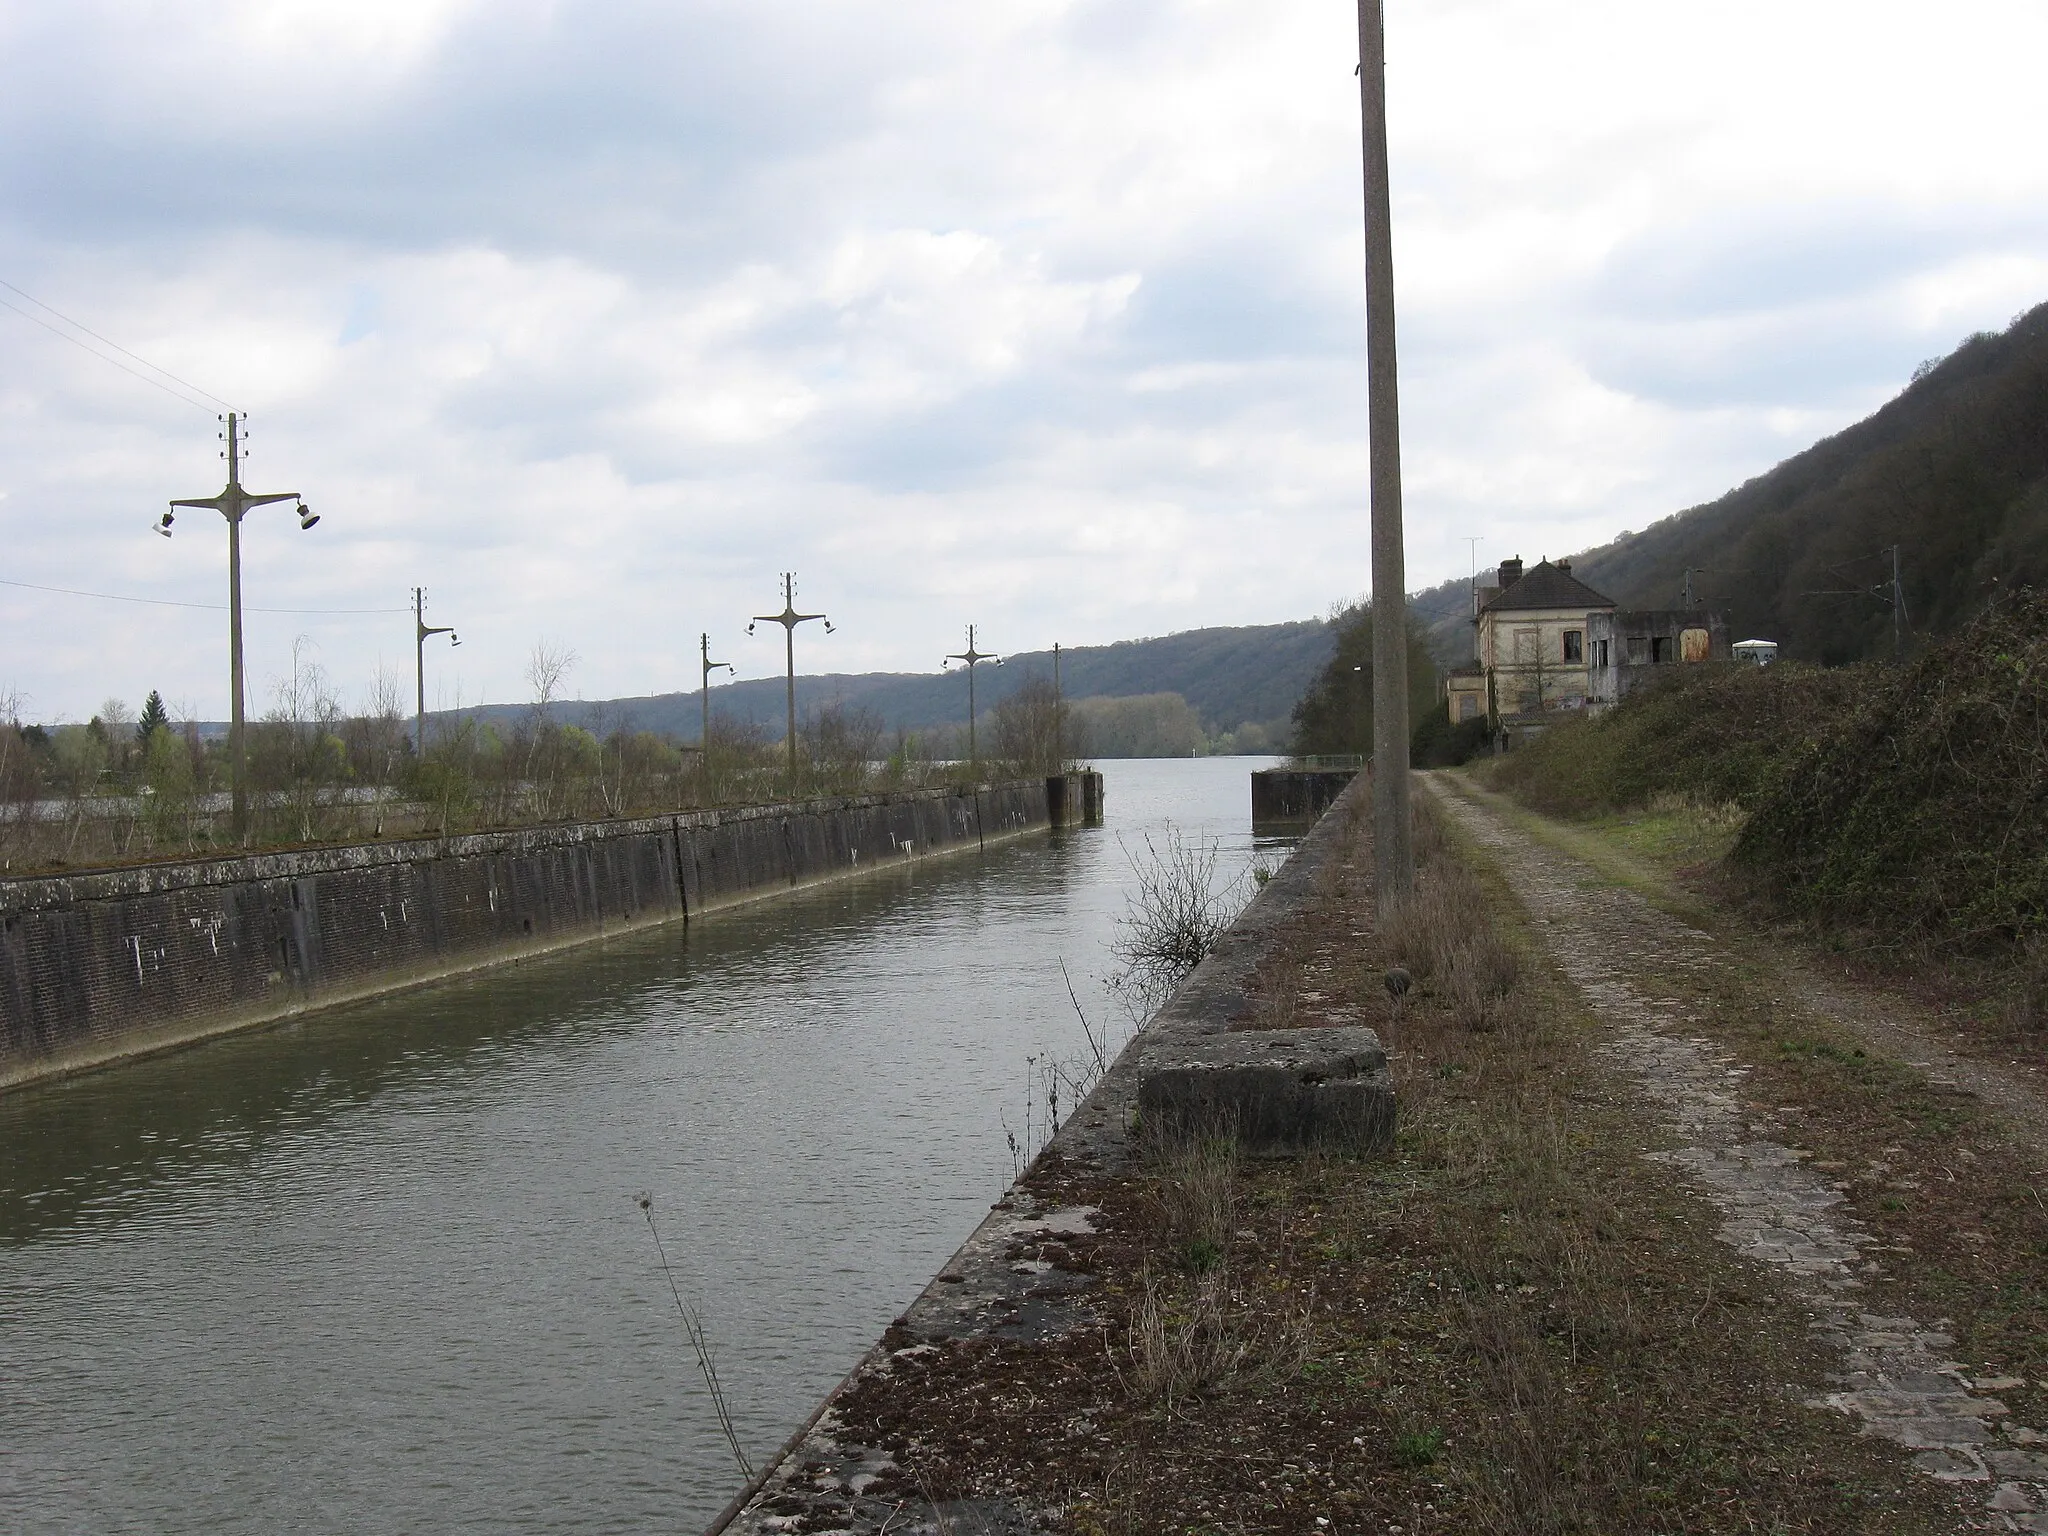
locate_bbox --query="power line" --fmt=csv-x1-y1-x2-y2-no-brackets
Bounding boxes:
0,281,229,414
0,575,405,616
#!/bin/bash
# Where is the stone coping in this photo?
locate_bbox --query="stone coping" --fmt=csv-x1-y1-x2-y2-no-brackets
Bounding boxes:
711,776,1390,1535
0,781,1027,911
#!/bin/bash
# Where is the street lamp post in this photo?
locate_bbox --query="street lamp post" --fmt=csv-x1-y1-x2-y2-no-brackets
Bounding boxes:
412,587,459,753
162,412,317,840
942,625,1001,769
748,573,832,777
699,631,734,749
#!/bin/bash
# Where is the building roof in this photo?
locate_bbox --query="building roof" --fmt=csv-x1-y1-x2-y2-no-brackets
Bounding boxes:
1480,559,1616,615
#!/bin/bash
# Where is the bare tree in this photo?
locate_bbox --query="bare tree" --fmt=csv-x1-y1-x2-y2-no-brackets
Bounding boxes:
801,702,883,795
0,686,34,862
254,637,344,843
990,676,1067,775
522,641,579,819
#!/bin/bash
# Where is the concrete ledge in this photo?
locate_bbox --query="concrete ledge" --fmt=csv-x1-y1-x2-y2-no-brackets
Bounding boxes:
714,775,1387,1536
3,773,1102,1094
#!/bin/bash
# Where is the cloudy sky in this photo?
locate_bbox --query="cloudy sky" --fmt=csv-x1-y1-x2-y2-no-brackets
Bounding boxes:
3,0,2045,723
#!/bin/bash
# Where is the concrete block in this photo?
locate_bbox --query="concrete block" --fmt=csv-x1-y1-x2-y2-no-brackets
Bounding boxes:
1136,1026,1393,1153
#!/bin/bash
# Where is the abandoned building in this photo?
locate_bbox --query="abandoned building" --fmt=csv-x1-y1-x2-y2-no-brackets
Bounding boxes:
1449,556,1730,740
1585,609,1730,707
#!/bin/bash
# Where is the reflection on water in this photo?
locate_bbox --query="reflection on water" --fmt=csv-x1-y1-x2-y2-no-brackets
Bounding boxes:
0,759,1291,1533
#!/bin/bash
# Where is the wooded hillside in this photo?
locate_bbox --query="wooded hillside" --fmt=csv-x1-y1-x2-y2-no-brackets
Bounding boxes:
1416,300,2048,665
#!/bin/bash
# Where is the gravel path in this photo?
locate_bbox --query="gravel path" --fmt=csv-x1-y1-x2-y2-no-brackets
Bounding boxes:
1431,774,2048,1534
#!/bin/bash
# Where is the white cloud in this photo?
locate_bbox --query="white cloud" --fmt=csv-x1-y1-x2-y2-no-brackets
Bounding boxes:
1,0,2045,719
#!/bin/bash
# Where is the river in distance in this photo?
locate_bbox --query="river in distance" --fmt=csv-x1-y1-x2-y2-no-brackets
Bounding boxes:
0,757,1298,1533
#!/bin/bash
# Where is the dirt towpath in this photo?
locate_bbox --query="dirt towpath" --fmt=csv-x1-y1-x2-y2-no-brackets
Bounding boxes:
1431,772,2048,1533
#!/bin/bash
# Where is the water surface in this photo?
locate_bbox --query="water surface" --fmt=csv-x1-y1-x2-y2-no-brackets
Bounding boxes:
0,758,1290,1532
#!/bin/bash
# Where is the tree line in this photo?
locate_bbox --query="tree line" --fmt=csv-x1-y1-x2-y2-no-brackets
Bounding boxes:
0,648,1086,872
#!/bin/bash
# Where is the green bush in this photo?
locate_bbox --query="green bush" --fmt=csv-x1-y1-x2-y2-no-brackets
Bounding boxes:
1733,592,2048,956
1486,661,1867,818
1410,710,1491,767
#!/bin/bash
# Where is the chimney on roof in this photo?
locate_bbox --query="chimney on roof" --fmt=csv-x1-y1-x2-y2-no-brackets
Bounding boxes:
1556,559,1571,574
1499,557,1524,588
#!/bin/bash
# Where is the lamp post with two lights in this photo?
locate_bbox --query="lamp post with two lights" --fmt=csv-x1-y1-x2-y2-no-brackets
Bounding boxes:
942,625,1001,769
160,411,318,840
748,573,832,778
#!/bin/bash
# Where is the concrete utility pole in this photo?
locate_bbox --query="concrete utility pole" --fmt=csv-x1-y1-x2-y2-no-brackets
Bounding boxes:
1464,536,1483,661
412,588,459,753
1356,0,1413,909
162,412,317,839
942,626,1001,767
699,631,734,748
1891,544,1906,659
1052,641,1064,767
749,573,832,776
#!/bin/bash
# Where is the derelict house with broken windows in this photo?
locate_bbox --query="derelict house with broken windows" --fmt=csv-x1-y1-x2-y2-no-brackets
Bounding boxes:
1444,557,1729,743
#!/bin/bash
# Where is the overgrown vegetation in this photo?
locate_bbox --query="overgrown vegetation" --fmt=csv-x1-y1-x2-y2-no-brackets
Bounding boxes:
1407,710,1490,768
1733,590,2048,957
1486,659,1867,819
1484,590,2048,985
1382,804,1525,1033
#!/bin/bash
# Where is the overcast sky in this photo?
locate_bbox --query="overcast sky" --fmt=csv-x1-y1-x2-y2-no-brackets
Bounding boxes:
3,0,2045,723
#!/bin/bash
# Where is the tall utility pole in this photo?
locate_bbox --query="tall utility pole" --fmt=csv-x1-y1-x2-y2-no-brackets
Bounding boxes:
1357,0,1413,909
412,588,459,753
163,412,317,840
1891,544,1905,659
1464,536,1483,661
749,573,832,776
942,626,1001,767
1052,641,1064,767
699,632,734,748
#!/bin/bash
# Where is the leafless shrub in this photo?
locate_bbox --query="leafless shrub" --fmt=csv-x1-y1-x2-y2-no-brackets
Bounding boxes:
1121,1267,1249,1406
801,701,884,795
1382,875,1460,983
989,675,1069,776
1109,828,1248,1020
1147,1132,1238,1262
1121,1135,1245,1403
1448,929,1525,1033
1391,798,1527,1032
1250,959,1299,1030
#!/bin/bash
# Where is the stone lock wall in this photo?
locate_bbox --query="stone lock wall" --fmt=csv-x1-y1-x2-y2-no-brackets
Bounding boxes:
0,774,1100,1092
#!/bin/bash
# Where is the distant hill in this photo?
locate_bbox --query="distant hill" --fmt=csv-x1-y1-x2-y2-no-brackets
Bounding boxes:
437,620,1337,745
1416,300,2048,665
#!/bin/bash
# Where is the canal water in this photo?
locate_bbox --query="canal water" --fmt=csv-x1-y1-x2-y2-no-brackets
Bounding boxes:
0,758,1292,1533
